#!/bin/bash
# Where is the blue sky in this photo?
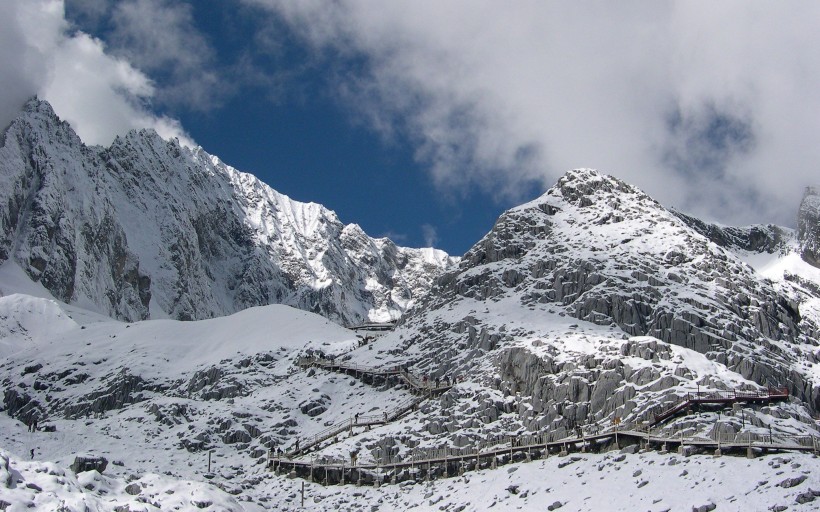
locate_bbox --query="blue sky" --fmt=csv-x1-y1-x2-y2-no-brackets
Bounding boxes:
61,0,519,255
3,1,820,256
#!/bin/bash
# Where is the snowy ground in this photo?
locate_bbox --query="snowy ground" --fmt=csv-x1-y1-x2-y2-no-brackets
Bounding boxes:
3,257,820,510
257,449,820,511
5,433,820,511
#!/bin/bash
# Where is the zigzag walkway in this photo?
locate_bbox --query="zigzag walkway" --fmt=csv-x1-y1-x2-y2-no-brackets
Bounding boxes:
270,426,820,486
278,363,805,486
650,387,789,425
285,357,453,457
297,356,455,395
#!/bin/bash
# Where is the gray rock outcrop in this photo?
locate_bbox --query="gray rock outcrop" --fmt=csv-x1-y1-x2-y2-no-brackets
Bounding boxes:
377,169,820,433
799,186,820,268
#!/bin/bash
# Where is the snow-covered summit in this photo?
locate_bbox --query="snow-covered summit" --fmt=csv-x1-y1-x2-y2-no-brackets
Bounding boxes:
0,98,457,324
353,168,820,437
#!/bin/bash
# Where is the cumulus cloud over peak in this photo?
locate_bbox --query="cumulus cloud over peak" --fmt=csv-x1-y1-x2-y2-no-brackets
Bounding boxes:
0,0,192,147
248,0,820,227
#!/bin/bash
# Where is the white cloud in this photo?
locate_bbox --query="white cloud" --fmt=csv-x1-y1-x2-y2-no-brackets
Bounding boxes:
421,224,438,248
0,0,193,147
246,0,820,227
107,0,225,110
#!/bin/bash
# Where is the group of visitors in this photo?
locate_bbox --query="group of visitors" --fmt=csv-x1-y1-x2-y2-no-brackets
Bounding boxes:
422,374,460,388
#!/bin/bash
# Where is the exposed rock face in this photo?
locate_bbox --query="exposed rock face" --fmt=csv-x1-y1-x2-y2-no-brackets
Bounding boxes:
0,99,456,324
376,169,820,432
799,186,820,268
674,211,790,254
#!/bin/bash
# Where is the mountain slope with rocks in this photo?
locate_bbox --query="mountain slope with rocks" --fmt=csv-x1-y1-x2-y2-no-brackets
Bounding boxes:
0,98,457,324
2,167,820,511
347,169,820,442
799,186,820,269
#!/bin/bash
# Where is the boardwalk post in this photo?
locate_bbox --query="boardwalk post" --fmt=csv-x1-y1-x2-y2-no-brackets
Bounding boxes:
747,435,754,459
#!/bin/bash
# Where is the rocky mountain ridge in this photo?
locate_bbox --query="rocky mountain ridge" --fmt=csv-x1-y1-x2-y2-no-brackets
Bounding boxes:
361,169,820,440
0,98,457,324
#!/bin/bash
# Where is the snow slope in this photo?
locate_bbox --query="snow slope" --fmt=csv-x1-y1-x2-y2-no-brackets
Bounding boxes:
2,294,820,511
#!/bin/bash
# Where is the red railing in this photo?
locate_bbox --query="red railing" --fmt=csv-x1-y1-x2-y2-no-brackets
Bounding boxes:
651,387,789,425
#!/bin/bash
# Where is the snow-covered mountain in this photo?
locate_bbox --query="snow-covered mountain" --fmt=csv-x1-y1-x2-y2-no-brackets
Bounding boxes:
2,166,820,510
355,169,820,439
0,98,457,324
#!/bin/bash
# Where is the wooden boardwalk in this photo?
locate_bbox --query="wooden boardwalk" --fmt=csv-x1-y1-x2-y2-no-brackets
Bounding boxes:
284,357,453,457
279,360,810,486
297,356,456,395
650,388,789,425
270,426,820,486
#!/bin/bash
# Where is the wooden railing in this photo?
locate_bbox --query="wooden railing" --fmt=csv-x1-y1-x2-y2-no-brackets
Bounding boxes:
651,387,790,425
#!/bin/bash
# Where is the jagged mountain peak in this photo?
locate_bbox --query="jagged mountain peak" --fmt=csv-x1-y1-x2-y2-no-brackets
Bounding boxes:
509,167,669,234
20,96,64,120
550,167,641,201
384,169,820,438
459,168,691,273
0,99,457,324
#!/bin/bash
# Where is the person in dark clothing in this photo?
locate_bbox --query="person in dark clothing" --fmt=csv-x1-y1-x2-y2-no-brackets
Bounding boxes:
30,448,34,459
32,419,37,432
